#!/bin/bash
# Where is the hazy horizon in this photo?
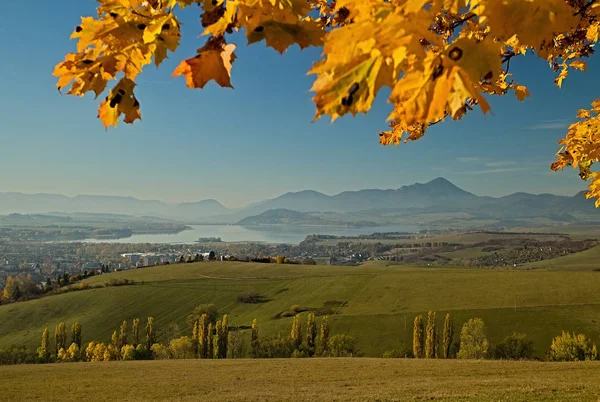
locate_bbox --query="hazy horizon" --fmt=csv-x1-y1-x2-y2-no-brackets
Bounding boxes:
0,176,588,210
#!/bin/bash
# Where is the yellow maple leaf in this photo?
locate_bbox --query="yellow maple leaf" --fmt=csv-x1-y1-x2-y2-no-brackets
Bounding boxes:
310,49,393,122
172,38,237,88
513,85,530,102
98,77,141,129
570,60,587,72
443,0,468,14
236,0,324,54
473,0,579,51
389,36,499,125
245,17,324,54
201,1,238,37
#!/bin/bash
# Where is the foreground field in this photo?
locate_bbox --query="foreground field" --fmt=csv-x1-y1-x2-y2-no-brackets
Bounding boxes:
2,261,600,357
1,359,599,401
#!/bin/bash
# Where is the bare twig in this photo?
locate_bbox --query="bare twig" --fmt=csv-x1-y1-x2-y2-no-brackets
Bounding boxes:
450,13,477,29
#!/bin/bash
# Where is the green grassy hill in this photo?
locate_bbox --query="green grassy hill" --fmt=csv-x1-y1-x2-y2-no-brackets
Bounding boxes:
524,244,600,271
2,261,600,357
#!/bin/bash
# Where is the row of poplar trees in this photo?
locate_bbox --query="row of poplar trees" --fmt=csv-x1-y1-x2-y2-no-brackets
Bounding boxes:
38,318,158,362
413,312,454,359
191,314,229,359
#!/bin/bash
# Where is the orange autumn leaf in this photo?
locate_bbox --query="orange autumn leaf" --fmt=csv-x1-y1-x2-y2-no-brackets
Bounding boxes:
172,37,236,89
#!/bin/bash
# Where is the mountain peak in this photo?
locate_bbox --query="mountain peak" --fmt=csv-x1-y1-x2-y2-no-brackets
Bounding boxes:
397,177,473,196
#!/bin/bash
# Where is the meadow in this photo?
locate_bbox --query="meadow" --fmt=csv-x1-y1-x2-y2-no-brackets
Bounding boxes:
1,358,599,401
2,259,600,357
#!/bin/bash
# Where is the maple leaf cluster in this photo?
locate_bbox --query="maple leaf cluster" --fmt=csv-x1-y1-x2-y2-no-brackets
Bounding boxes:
55,0,600,203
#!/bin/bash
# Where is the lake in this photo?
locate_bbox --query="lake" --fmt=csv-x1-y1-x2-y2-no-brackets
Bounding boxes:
77,224,424,245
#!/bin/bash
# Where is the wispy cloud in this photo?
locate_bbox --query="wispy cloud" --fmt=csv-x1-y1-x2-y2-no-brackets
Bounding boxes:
485,161,517,167
456,157,481,163
456,167,528,175
529,119,570,130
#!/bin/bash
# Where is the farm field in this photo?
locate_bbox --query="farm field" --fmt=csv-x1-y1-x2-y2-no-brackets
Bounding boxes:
1,359,600,401
2,260,600,357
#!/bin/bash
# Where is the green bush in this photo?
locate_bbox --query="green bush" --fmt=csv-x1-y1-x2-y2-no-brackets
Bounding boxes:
327,334,358,357
457,318,489,359
495,333,534,360
382,344,414,358
253,335,294,358
150,343,171,360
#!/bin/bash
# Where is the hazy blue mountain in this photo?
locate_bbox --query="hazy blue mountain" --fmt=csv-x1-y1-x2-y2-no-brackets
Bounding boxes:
237,209,329,226
174,199,228,218
0,178,596,224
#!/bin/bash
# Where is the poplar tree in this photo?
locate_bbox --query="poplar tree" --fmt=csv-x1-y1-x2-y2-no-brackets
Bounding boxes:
55,322,66,356
71,322,82,349
220,315,229,359
207,322,214,359
413,315,424,359
425,311,437,359
443,313,454,359
199,314,208,359
192,318,200,358
306,312,317,356
146,317,155,351
318,316,330,356
290,314,302,350
39,327,50,361
132,318,140,347
251,318,259,358
111,330,119,352
119,320,128,349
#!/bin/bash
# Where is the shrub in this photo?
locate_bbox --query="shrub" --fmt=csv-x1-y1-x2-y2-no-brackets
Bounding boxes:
495,333,534,360
79,282,90,290
457,318,489,359
106,278,135,287
254,334,294,358
150,343,171,360
0,346,38,366
91,343,106,362
549,331,598,361
237,291,268,304
121,345,136,360
134,344,149,360
382,344,414,358
169,336,194,359
227,330,247,359
291,349,308,358
327,334,358,357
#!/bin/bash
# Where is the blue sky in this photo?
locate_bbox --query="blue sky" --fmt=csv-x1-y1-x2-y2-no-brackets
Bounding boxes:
1,1,599,208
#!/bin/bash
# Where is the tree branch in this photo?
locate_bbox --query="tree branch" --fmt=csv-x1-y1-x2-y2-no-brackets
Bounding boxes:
449,13,477,29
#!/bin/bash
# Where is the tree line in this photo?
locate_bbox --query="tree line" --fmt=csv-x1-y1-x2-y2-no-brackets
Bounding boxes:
0,307,358,365
399,312,598,361
1,309,598,365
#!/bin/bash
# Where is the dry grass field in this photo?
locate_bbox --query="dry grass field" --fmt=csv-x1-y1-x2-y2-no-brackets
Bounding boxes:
1,358,600,401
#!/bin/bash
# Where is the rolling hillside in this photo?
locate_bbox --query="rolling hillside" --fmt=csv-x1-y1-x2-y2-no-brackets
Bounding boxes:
2,261,600,357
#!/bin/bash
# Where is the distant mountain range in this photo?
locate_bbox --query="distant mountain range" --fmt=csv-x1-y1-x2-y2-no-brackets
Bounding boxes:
0,178,597,228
